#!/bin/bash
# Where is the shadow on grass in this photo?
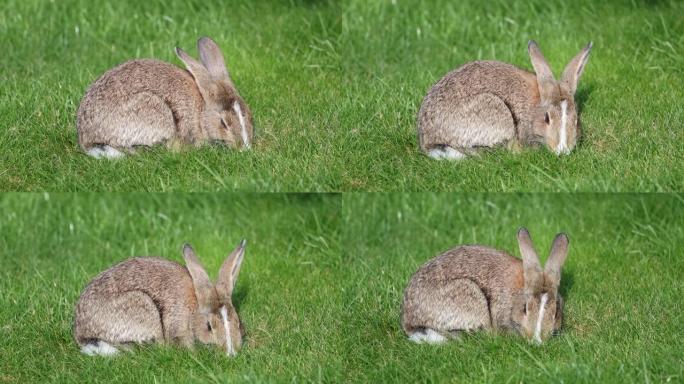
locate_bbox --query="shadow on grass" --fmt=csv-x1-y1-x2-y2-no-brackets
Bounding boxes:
558,267,574,335
575,84,594,113
575,83,594,150
559,268,574,299
233,282,249,313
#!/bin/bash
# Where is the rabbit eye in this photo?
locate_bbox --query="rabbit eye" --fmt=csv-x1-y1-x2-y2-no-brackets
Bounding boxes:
207,321,213,332
544,112,550,125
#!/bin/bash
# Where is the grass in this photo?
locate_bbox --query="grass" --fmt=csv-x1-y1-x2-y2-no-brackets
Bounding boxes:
1,0,683,191
0,0,343,192
337,0,684,191
341,193,684,382
3,193,681,382
0,193,344,382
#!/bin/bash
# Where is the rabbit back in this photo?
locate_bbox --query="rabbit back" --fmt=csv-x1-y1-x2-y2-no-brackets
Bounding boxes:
418,61,539,155
74,257,197,352
77,59,204,154
401,245,524,341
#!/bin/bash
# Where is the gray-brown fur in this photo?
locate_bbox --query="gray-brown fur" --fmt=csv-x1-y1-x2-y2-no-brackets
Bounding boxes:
77,37,253,158
417,41,592,159
401,228,569,344
73,240,247,356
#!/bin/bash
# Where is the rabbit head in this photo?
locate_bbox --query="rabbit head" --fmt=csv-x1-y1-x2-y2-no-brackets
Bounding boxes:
183,239,247,356
176,37,253,149
528,41,592,155
510,228,569,344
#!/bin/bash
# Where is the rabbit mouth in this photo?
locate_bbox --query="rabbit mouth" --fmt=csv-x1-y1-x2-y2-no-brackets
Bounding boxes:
555,147,572,156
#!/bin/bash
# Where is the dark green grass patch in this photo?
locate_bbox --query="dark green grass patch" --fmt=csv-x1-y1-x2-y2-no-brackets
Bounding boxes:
0,193,343,382
341,193,684,382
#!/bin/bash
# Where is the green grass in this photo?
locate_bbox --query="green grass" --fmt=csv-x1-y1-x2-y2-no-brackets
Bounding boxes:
1,0,683,191
0,193,343,382
341,193,684,382
337,0,684,191
0,0,343,192
1,193,682,382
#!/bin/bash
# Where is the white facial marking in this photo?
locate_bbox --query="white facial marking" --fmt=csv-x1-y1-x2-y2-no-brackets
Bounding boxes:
556,100,568,155
232,101,250,149
533,293,549,344
408,329,447,344
220,306,235,356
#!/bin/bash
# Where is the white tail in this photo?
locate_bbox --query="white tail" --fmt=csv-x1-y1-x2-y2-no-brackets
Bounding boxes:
81,341,119,356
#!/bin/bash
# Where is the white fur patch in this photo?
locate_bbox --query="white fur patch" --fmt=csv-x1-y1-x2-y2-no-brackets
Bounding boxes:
81,341,119,356
556,100,569,155
533,293,549,344
220,306,235,357
232,101,250,149
87,145,124,159
428,146,466,161
408,329,447,344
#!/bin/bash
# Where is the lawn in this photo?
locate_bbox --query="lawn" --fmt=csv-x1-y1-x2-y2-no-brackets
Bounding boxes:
0,0,343,192
337,0,684,191
1,193,682,382
0,193,344,382
1,0,683,191
341,193,684,382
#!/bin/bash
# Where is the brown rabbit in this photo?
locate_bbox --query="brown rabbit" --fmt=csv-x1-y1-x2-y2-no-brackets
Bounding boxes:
73,240,246,356
417,41,592,159
401,228,568,344
77,37,253,158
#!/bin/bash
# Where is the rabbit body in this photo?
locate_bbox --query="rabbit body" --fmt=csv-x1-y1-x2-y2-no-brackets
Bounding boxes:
77,60,203,154
417,41,592,159
402,229,568,344
77,37,253,158
402,245,524,342
74,257,200,350
418,61,538,158
74,241,247,356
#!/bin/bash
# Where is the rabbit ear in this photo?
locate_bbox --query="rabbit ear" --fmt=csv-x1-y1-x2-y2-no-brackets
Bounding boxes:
528,40,556,100
561,42,592,95
197,37,231,81
216,239,246,300
517,228,542,289
183,244,217,311
544,233,569,288
175,46,219,104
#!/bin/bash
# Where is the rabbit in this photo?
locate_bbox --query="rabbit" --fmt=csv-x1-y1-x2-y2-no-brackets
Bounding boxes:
417,40,592,160
76,36,253,158
73,240,247,356
401,228,569,344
